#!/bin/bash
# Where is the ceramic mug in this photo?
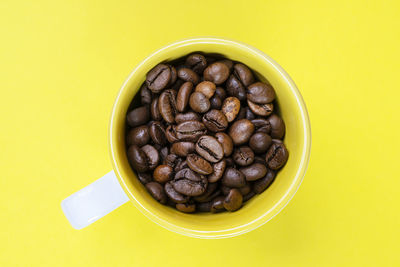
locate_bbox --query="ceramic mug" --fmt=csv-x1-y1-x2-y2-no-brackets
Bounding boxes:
61,37,311,239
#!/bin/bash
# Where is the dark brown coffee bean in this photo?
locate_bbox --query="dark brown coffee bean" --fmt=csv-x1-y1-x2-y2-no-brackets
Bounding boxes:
168,65,177,86
185,53,207,74
176,82,193,112
140,84,152,105
247,82,275,104
175,112,201,124
176,120,207,142
208,159,226,183
195,81,216,99
243,191,256,202
187,154,213,175
215,132,234,157
165,182,189,203
153,164,173,183
219,59,234,70
170,142,195,157
223,188,243,211
146,64,171,93
245,107,256,120
233,63,254,87
240,163,267,181
137,172,152,184
210,196,225,213
164,153,179,168
209,96,222,109
268,114,285,139
253,170,276,194
214,87,227,100
222,167,246,188
174,159,188,172
239,183,252,195
158,89,177,123
172,168,208,196
165,125,179,143
150,97,162,121
236,106,247,121
251,118,271,134
226,74,246,101
196,135,224,163
149,121,167,146
127,106,150,127
145,182,167,204
197,201,212,212
126,125,150,147
265,141,289,170
247,100,273,116
194,182,218,202
189,92,210,113
127,145,148,172
203,62,229,85
141,145,159,170
202,109,228,132
221,97,241,122
178,68,200,84
160,147,169,163
233,146,255,166
176,203,196,213
228,119,255,145
254,156,267,165
249,132,272,154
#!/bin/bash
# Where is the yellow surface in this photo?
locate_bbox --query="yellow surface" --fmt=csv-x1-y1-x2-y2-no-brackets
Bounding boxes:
0,0,399,265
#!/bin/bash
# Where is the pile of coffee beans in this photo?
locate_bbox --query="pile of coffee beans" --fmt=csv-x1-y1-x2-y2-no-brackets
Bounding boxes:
125,53,288,213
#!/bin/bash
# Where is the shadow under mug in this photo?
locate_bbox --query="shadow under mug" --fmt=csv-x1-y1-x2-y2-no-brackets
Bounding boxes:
61,37,311,239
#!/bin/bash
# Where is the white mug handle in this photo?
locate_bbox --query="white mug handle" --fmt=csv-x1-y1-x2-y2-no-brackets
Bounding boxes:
61,171,129,229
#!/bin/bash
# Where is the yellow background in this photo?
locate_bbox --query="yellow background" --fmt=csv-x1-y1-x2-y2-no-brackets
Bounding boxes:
1,0,399,266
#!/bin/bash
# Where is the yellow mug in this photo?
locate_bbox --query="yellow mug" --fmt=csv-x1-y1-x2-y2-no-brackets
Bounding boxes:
61,37,311,238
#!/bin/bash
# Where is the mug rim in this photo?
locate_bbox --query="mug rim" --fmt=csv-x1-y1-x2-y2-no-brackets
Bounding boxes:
109,37,311,238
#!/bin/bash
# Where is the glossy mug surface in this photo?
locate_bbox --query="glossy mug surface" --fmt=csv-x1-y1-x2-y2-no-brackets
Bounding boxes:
110,37,311,238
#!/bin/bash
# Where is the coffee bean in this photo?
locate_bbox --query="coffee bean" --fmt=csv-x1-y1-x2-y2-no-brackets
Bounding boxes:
223,188,243,211
219,59,234,70
239,183,252,195
187,153,213,175
247,82,275,104
210,196,225,213
251,118,271,134
137,172,152,184
245,107,256,120
233,146,255,167
215,132,234,157
176,120,207,142
226,74,246,101
185,53,207,74
149,121,167,146
127,106,150,127
140,84,152,105
195,81,216,99
176,81,193,112
127,145,148,172
208,159,226,183
176,203,196,213
268,114,285,139
202,109,228,132
197,201,212,212
146,182,167,204
146,64,171,93
240,163,267,181
253,170,276,194
141,145,159,170
196,135,224,163
170,142,195,157
222,167,246,188
233,63,254,87
164,153,179,168
178,68,200,84
172,168,208,196
249,132,272,154
243,191,256,202
236,106,247,121
175,112,201,124
254,156,267,165
189,92,210,113
153,164,173,183
194,183,218,202
168,65,177,86
174,159,188,172
165,182,189,203
158,89,177,123
150,97,162,121
265,141,288,170
221,185,231,195
203,62,229,85
247,100,273,116
126,125,150,147
209,96,222,109
221,97,241,122
160,147,169,163
165,125,179,143
228,119,255,145
214,87,227,100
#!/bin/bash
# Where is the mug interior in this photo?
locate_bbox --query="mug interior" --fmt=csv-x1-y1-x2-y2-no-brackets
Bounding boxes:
109,38,311,238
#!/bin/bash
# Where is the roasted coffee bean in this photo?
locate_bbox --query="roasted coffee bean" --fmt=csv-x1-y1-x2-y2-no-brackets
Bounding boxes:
176,120,207,142
210,95,222,109
254,156,267,165
176,203,196,213
189,92,210,113
168,65,177,86
247,100,273,116
178,68,200,84
223,189,243,211
196,135,224,163
127,106,150,127
214,87,227,100
197,201,212,212
249,132,272,154
194,183,218,202
187,153,213,175
150,97,162,121
172,168,208,196
137,172,152,184
233,63,254,87
219,59,234,70
208,159,226,183
174,159,188,172
203,62,229,85
251,118,271,134
215,132,234,157
140,84,152,105
153,164,173,183
127,145,148,172
210,196,225,213
202,109,228,132
245,107,256,120
265,141,288,170
165,125,179,143
186,53,207,74
243,191,256,202
221,97,241,122
253,170,276,194
268,114,285,139
165,182,189,203
146,64,171,93
247,82,275,104
221,185,231,195
146,182,167,204
236,106,247,121
239,183,252,195
233,146,255,166
149,121,167,146
160,147,169,163
141,145,159,170
176,82,193,112
195,81,216,99
240,163,268,181
222,167,246,188
164,153,179,168
170,142,195,157
175,112,201,123
228,119,255,145
226,74,246,101
158,89,177,123
126,125,150,147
